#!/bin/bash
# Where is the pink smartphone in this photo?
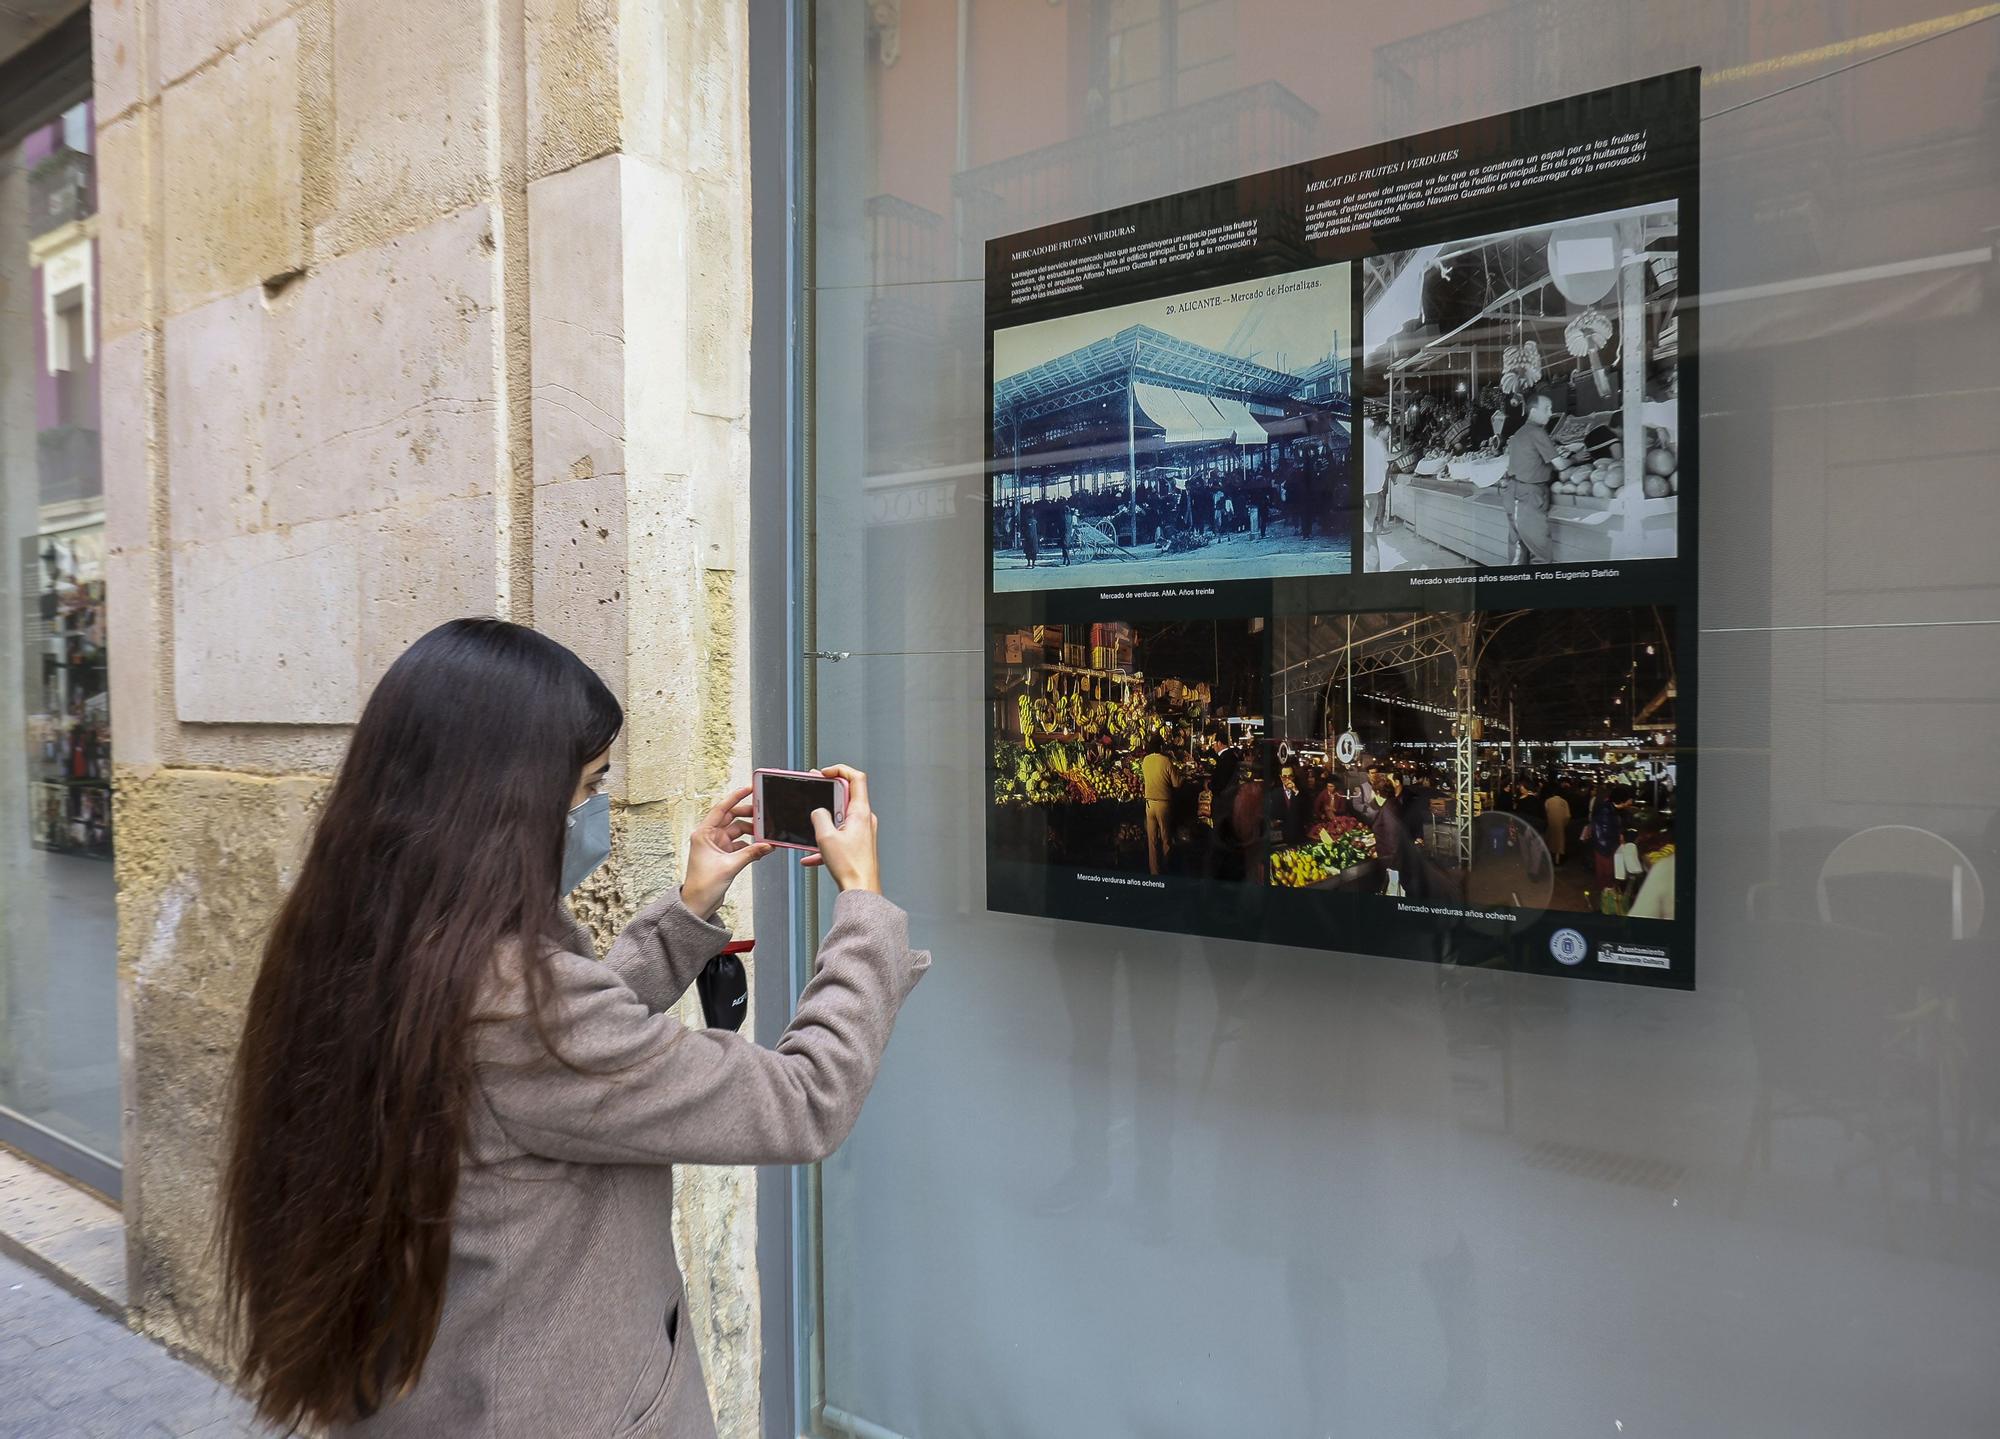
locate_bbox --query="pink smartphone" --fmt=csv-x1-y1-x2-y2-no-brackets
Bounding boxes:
751,769,849,852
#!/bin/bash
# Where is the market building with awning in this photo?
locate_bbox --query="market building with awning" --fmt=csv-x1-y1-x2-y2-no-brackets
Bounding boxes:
991,323,1350,507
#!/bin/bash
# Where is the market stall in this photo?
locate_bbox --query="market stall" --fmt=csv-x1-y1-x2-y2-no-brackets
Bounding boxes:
1269,816,1378,889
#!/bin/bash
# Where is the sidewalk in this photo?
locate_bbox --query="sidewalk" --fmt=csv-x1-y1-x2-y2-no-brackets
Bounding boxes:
0,1251,267,1437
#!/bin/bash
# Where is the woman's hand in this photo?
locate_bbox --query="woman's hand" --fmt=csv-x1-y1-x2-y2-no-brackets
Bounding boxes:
681,786,772,919
805,765,881,894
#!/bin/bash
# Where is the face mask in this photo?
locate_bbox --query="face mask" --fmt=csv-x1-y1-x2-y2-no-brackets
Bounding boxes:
561,792,612,896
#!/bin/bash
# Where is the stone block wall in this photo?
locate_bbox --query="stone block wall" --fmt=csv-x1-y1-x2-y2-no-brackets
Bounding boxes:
90,0,759,1430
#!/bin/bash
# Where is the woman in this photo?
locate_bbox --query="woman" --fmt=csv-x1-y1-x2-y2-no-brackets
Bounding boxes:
217,619,928,1437
1345,771,1425,901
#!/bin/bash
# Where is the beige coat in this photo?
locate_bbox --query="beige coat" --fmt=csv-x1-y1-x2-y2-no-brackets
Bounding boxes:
339,888,929,1438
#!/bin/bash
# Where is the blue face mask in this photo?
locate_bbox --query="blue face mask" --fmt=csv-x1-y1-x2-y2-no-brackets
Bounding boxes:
561,792,612,896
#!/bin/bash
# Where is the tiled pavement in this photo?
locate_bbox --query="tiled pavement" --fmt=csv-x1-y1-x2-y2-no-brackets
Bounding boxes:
0,1251,269,1438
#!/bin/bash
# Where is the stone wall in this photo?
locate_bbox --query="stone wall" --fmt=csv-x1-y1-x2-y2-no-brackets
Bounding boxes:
91,0,759,1430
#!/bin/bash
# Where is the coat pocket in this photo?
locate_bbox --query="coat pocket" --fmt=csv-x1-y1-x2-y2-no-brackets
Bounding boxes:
616,1295,684,1435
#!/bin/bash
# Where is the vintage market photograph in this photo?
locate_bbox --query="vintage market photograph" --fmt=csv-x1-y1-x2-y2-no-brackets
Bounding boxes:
1359,199,1682,574
1266,605,1680,918
989,619,1270,880
991,264,1354,593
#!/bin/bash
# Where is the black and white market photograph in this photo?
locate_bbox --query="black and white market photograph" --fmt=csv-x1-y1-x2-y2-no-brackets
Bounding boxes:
1359,199,1682,574
991,264,1354,593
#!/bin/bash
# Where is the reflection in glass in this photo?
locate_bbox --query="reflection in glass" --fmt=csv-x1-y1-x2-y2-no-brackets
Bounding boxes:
2,95,119,1172
810,4,2000,1433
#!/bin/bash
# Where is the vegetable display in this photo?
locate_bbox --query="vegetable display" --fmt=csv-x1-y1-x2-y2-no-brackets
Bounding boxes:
1270,817,1378,887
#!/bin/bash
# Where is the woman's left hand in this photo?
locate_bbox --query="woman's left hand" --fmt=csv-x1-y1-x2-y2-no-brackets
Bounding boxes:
681,786,772,920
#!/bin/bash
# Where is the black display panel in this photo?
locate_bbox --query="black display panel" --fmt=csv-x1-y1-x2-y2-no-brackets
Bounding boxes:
984,69,1699,989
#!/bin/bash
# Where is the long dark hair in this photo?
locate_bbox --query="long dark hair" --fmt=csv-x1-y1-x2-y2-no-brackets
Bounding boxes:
217,619,622,1430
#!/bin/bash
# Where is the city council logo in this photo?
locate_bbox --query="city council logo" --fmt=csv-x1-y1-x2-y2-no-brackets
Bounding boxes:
1550,928,1589,966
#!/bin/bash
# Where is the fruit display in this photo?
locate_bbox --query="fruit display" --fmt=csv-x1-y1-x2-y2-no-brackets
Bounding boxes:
1499,341,1543,395
999,646,1228,809
1015,685,1193,751
1563,307,1614,358
1270,816,1378,888
1549,424,1678,502
992,740,1142,807
1642,425,1680,494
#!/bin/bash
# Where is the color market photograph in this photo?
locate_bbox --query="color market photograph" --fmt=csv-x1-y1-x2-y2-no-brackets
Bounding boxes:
991,264,1354,593
1267,605,1680,918
990,619,1270,881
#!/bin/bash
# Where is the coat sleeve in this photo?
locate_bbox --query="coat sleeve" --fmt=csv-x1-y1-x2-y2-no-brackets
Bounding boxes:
590,889,735,1013
478,891,929,1167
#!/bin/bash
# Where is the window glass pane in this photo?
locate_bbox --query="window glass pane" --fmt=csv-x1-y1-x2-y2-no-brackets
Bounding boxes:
1175,3,1234,70
2,94,119,1172
1111,22,1163,90
1107,0,1161,29
809,3,2000,1433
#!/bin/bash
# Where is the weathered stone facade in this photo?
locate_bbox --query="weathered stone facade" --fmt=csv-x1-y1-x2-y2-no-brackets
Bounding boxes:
91,0,759,1429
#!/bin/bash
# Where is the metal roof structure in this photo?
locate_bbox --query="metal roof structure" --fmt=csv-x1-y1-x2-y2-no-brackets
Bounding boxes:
1274,607,1677,742
994,324,1323,429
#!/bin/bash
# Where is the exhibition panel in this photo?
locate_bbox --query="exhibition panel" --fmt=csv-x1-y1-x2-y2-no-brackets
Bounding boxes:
980,74,1698,988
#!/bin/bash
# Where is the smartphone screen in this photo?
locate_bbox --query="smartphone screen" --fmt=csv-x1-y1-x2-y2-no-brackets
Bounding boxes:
760,774,839,848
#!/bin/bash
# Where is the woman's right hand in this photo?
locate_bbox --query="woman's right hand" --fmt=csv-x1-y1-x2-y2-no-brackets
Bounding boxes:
808,765,880,894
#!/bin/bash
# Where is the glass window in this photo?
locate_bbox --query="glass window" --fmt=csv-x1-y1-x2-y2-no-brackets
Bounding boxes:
805,2,2000,1434
1093,0,1238,128
2,88,119,1188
